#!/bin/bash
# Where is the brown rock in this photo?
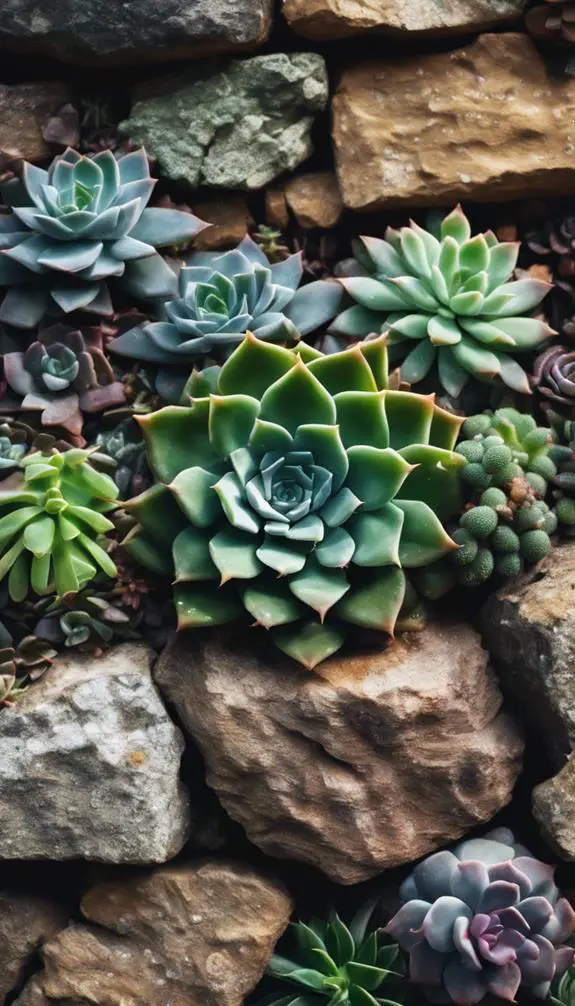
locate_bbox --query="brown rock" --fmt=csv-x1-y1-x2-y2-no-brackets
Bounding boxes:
478,542,575,767
37,862,291,1006
533,759,575,861
190,194,254,251
332,33,575,211
266,187,290,230
155,622,523,885
0,893,67,1001
0,83,72,162
284,171,344,229
283,0,528,39
14,979,50,1006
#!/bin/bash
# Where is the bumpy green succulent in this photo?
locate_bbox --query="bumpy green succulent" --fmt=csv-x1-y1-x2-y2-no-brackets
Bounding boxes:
265,903,401,1006
547,414,575,533
416,409,557,596
4,323,126,440
0,447,119,600
108,236,343,402
0,148,208,328
332,206,553,396
123,333,464,668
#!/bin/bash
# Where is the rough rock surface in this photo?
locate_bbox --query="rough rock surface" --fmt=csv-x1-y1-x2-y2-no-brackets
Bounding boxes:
122,53,329,189
0,893,67,1002
533,759,575,862
0,83,71,162
155,623,523,884
0,0,273,65
332,33,575,211
191,194,254,250
478,543,575,767
0,643,189,863
285,171,344,228
283,0,529,39
29,862,292,1006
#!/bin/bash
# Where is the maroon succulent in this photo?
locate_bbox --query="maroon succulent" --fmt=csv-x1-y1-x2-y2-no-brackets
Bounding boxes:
532,345,575,413
3,323,125,442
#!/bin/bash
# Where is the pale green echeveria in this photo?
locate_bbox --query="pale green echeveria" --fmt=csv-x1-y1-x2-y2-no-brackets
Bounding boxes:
0,148,208,329
123,333,464,669
107,235,343,402
0,448,119,601
331,206,554,397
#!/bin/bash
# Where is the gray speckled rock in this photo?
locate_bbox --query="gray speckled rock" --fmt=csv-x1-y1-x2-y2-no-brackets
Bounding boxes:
122,53,329,189
0,0,273,65
0,643,190,863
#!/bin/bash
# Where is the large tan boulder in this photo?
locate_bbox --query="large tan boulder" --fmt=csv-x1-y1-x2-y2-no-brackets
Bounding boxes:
332,34,575,211
155,622,523,884
282,0,529,39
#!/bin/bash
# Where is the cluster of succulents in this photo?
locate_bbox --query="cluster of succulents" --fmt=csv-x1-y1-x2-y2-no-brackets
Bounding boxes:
386,827,575,1005
0,445,118,600
331,206,553,398
108,235,343,403
416,409,557,596
3,323,126,441
123,333,464,668
265,903,401,1006
0,147,207,327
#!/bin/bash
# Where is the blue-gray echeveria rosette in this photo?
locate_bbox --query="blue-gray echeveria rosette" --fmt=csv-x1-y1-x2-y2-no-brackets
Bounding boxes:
0,147,208,328
385,827,575,1005
107,235,344,387
331,206,554,397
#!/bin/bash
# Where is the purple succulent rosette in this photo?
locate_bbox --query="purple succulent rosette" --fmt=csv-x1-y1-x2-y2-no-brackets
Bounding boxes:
385,828,575,1005
532,345,575,413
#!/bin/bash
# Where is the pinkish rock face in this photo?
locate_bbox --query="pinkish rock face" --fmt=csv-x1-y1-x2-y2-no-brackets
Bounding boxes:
155,621,524,884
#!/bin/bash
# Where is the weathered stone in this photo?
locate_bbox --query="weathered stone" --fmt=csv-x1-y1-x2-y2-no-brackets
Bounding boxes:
0,0,272,65
122,53,328,189
0,893,67,1001
332,33,575,211
533,759,575,862
266,188,290,230
14,979,50,1006
35,862,291,1006
285,171,344,229
478,543,575,768
191,194,254,251
155,623,523,884
283,0,529,40
0,83,72,162
0,643,189,864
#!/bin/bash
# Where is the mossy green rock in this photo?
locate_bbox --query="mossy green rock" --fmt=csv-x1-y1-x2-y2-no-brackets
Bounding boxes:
122,53,329,189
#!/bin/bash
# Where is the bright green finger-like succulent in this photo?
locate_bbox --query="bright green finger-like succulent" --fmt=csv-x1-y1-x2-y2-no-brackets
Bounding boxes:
123,332,464,669
265,903,402,1006
0,148,207,328
331,206,553,397
0,447,119,601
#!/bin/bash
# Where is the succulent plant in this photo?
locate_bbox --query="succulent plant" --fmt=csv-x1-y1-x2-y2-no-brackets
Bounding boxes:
553,964,575,1006
123,332,464,669
527,1,575,43
0,634,57,707
253,224,291,264
526,215,575,278
532,345,575,416
265,902,401,1006
0,446,119,600
331,206,553,396
94,417,151,500
3,323,126,440
416,409,557,595
547,414,575,531
385,827,575,1005
0,148,208,328
107,235,344,402
0,427,28,477
35,590,130,647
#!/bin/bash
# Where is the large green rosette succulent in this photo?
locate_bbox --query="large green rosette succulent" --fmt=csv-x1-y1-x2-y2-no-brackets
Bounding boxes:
123,333,464,668
0,148,208,328
332,206,553,397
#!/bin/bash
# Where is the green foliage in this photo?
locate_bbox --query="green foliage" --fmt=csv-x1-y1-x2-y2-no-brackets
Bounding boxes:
0,148,207,328
552,966,575,1006
415,408,556,597
331,206,553,396
124,332,464,668
548,413,575,535
265,903,402,1006
0,446,118,601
